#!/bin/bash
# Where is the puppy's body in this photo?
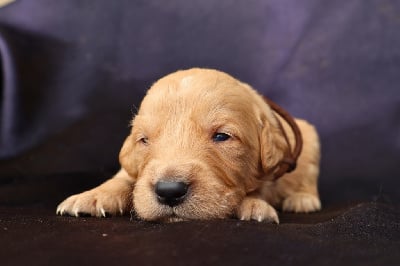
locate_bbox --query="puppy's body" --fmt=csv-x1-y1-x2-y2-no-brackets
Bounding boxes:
57,68,320,223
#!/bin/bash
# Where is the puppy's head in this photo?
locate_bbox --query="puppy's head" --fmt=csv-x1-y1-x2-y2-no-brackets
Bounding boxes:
120,68,288,222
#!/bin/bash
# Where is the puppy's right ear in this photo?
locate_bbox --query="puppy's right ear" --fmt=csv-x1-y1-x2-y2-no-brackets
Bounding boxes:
119,135,138,179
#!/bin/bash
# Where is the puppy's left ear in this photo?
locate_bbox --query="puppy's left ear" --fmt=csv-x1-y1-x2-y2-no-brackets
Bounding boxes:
259,117,289,180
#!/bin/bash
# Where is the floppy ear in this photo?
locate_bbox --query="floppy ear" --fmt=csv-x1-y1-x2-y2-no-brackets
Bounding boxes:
119,135,138,179
259,117,288,179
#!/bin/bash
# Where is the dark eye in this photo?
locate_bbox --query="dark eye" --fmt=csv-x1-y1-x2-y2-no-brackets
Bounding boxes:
139,137,149,145
212,133,231,142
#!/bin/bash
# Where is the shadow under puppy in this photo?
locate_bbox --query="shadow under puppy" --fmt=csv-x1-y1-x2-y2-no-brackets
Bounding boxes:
57,68,321,223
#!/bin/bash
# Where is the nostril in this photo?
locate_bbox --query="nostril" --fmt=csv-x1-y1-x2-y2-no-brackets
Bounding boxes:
155,181,188,206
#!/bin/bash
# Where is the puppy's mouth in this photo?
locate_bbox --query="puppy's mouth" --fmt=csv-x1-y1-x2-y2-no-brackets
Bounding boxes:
158,212,187,223
134,173,240,222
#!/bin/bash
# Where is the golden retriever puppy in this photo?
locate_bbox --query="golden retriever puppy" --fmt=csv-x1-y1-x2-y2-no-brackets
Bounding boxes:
57,68,321,223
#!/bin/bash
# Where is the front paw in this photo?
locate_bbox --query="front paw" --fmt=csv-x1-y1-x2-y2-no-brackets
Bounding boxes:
236,197,279,224
282,192,321,213
56,189,129,217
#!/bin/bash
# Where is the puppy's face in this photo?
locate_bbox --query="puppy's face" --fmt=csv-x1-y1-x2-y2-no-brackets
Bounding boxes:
120,69,286,222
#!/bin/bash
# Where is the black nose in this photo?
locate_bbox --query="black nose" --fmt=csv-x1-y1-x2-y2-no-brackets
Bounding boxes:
155,181,188,207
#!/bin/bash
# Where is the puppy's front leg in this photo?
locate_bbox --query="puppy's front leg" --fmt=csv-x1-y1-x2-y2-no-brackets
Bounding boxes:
57,168,134,217
236,195,279,224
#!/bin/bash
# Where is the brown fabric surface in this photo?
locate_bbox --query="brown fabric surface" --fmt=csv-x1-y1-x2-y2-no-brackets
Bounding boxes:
1,202,399,266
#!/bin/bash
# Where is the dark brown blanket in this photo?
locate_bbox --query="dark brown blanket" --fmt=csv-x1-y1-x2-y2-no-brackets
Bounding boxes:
1,202,399,265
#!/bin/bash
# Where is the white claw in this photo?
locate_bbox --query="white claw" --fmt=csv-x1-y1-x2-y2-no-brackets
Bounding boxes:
240,216,245,221
119,208,124,215
257,216,263,222
74,209,79,217
100,208,106,217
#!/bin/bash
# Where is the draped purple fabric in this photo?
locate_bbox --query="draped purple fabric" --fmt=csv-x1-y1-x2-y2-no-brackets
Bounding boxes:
1,0,399,202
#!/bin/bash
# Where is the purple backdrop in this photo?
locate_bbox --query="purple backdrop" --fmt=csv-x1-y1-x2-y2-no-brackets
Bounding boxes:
0,0,399,203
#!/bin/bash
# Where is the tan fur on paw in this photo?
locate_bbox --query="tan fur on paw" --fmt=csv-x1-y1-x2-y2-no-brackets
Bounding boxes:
56,189,128,217
236,197,279,224
282,192,321,213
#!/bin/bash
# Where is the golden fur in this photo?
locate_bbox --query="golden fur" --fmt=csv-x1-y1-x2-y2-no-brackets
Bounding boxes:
57,68,321,223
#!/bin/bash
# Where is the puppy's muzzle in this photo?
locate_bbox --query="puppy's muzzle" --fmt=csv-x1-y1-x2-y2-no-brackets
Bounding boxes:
155,181,189,207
